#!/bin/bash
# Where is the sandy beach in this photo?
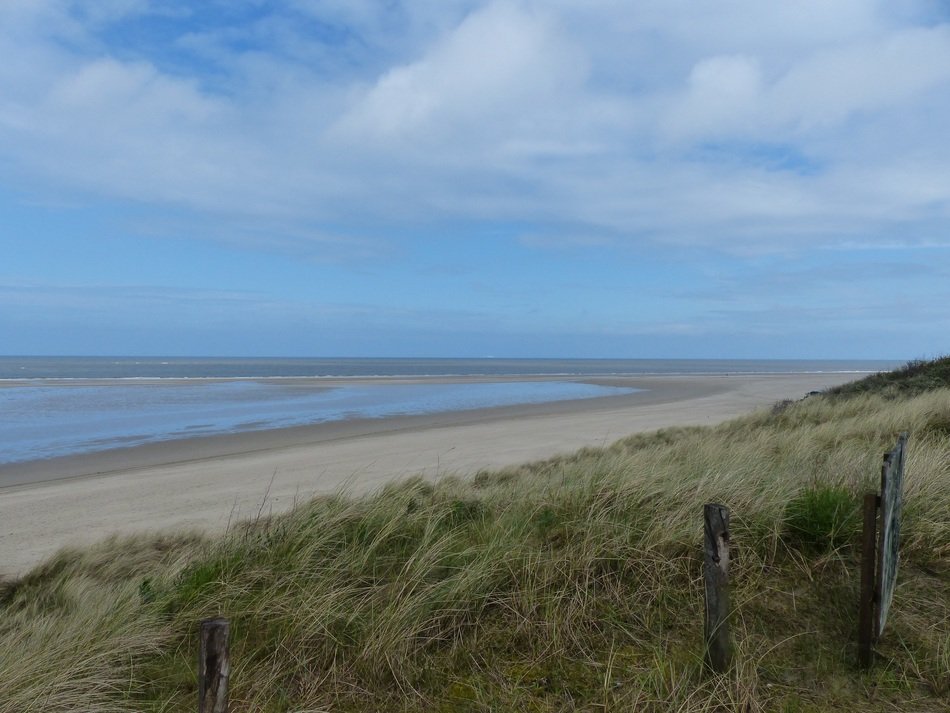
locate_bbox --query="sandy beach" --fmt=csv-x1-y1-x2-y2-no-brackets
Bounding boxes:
0,372,858,577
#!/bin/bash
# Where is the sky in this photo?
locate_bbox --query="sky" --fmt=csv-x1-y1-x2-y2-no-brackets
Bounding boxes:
1,0,949,359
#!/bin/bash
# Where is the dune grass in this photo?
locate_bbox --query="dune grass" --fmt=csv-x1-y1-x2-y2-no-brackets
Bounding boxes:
826,355,950,399
1,371,949,711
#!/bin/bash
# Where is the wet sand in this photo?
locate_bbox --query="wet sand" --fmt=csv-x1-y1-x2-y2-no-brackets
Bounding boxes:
0,373,857,577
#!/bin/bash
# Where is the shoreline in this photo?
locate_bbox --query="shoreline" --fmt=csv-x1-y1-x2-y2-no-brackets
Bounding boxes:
0,375,636,469
0,372,858,577
0,374,722,485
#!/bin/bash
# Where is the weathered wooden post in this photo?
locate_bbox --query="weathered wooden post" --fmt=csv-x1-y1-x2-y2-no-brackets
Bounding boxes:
198,617,230,713
857,433,907,669
874,434,906,639
703,503,732,673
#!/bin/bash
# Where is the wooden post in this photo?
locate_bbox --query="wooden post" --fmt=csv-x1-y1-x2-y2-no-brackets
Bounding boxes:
857,493,879,668
703,503,732,673
198,617,230,713
874,435,907,640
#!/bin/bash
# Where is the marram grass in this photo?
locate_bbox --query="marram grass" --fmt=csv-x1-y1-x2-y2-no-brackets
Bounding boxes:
1,383,949,711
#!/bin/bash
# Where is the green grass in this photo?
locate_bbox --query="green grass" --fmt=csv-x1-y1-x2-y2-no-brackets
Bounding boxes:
1,366,950,711
783,485,860,554
827,355,950,399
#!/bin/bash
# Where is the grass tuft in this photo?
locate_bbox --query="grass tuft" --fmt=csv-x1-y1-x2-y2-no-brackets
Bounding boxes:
783,485,860,554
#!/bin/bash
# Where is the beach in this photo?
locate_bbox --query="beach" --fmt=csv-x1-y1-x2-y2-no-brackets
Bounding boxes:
0,372,858,577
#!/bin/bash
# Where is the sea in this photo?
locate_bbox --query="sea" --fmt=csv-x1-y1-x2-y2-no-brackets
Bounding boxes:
0,357,897,466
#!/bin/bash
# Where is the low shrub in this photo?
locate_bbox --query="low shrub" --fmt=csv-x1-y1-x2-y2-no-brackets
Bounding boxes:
783,485,860,553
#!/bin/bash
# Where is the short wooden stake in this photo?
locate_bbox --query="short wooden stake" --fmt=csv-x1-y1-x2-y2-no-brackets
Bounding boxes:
198,617,230,713
703,503,732,673
858,493,879,669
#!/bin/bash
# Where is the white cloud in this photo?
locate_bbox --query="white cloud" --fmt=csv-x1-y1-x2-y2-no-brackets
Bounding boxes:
332,1,586,142
13,56,257,210
666,55,763,138
48,58,215,122
770,25,950,129
0,0,949,258
663,25,950,142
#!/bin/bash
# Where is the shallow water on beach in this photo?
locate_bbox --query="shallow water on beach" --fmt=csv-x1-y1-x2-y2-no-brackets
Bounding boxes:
0,380,636,464
0,357,898,466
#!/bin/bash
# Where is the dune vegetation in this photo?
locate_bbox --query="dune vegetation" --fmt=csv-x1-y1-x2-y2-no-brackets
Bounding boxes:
1,360,949,712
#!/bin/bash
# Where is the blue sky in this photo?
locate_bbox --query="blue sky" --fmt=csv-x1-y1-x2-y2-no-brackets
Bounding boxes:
2,1,949,359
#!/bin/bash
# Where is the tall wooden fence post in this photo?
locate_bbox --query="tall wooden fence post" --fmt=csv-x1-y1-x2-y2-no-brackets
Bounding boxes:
198,617,230,713
703,503,733,673
858,433,908,669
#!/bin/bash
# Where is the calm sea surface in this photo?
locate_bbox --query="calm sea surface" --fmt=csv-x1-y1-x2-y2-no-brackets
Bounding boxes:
0,357,897,465
0,356,897,380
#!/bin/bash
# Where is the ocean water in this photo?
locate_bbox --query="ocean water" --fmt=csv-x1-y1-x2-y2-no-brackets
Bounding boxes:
0,357,896,465
0,356,896,380
0,375,636,465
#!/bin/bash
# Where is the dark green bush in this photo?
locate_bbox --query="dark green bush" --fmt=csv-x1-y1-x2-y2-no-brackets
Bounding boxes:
783,486,860,553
